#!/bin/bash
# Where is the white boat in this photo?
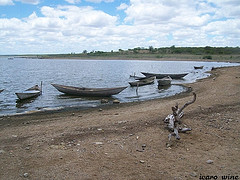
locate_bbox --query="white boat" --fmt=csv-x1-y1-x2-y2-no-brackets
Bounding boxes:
15,83,42,100
158,76,172,86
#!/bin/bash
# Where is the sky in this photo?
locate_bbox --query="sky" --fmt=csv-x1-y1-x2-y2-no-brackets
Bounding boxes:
0,0,240,55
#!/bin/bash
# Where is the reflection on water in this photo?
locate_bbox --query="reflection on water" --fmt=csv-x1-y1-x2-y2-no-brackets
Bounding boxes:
15,96,39,108
0,57,239,116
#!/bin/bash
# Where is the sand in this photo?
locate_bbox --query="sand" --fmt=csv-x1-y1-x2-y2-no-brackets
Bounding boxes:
0,65,239,180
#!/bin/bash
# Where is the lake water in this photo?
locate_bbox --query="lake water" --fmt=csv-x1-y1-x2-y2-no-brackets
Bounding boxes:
0,57,239,116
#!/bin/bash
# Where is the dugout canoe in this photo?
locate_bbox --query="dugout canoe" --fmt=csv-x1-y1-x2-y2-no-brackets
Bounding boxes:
141,72,188,79
51,84,127,97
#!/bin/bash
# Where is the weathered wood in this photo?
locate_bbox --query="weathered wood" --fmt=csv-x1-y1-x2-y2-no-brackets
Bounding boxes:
164,92,196,141
178,92,196,117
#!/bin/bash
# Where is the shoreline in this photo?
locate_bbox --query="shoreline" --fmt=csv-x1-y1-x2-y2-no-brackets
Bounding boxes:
0,65,239,179
41,57,240,64
7,54,240,63
39,57,240,63
0,84,191,119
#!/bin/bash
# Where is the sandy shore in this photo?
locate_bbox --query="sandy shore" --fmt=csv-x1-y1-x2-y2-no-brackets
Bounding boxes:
0,65,239,179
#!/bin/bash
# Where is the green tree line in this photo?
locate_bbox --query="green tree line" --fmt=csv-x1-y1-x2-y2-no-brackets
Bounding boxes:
131,46,240,55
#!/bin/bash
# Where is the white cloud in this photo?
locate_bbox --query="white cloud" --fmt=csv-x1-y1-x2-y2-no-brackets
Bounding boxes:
15,0,40,5
0,0,14,5
207,0,240,19
64,0,81,4
124,0,213,26
117,3,128,10
85,0,114,3
0,0,239,54
0,0,40,5
0,5,119,54
204,19,240,37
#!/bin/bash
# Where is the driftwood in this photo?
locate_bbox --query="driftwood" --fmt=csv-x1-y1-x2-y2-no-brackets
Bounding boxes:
164,92,196,141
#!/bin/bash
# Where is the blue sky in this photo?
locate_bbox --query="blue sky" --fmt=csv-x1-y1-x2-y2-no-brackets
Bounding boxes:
1,0,126,19
0,0,239,54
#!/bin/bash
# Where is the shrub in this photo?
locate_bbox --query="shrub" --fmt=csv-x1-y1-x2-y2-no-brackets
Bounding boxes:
203,55,212,59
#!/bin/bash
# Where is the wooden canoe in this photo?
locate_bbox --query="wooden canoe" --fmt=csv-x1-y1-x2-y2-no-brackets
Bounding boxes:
130,76,147,80
129,73,147,80
15,84,42,100
141,72,188,79
129,76,155,87
51,84,127,97
16,90,41,100
194,66,204,69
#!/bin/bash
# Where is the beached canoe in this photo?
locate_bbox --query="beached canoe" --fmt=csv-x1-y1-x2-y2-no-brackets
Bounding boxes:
129,76,155,87
194,66,204,69
51,84,127,97
141,72,188,79
15,84,42,100
158,76,172,86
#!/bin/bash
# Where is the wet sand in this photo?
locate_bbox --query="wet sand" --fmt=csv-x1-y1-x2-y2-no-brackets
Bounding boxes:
0,65,239,179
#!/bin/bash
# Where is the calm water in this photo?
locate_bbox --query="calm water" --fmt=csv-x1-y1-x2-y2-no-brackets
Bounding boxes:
0,57,238,116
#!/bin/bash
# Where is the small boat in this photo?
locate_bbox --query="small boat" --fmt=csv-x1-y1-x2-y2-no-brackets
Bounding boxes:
0,89,4,93
129,73,146,80
194,66,204,69
130,75,147,80
15,83,42,100
129,76,155,87
51,84,127,97
141,72,188,79
158,76,172,86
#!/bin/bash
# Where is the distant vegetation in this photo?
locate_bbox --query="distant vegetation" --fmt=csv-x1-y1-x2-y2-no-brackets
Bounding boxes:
29,46,240,62
129,46,240,55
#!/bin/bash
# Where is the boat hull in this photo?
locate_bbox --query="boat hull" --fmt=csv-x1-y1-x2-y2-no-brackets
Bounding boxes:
141,72,188,79
52,84,127,97
0,89,4,93
15,90,41,100
129,76,155,87
15,84,42,100
194,66,204,69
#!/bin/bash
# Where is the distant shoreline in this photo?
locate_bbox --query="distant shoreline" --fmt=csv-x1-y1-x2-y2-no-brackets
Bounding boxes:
4,54,240,63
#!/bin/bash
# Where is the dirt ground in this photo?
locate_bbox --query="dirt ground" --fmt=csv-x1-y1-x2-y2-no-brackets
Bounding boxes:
0,66,239,180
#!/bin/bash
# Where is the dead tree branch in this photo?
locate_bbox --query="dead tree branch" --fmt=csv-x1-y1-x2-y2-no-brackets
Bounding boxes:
164,92,196,142
178,92,196,117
